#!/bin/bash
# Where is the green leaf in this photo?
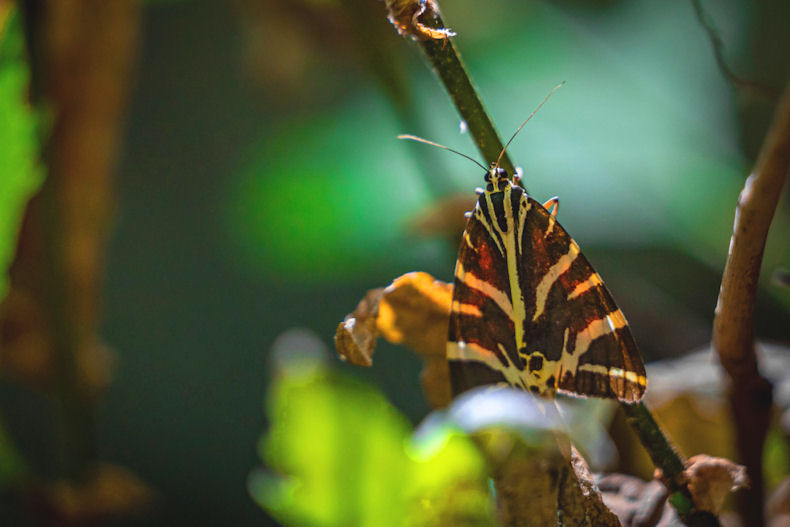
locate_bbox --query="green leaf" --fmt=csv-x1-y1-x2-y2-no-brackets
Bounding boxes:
258,364,411,527
252,355,494,527
0,7,42,303
0,6,35,488
406,420,495,527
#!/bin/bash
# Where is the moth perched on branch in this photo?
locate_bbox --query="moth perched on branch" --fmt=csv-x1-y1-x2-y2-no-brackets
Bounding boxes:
398,89,647,403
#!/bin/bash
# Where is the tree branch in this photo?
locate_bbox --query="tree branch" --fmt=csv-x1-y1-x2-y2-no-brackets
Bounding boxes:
712,82,790,526
17,0,140,480
689,0,778,101
386,0,518,181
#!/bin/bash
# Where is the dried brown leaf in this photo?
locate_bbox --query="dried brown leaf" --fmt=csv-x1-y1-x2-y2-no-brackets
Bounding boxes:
377,271,452,356
419,356,452,409
335,288,384,367
684,455,747,515
335,272,453,407
385,0,455,41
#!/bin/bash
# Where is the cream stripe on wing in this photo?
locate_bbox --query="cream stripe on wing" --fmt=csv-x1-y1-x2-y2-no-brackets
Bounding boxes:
560,309,628,374
574,313,623,357
577,364,647,387
455,262,514,319
463,231,475,250
455,303,482,317
483,194,509,257
501,187,527,353
476,203,505,257
555,327,570,390
567,273,603,300
544,214,556,239
532,241,580,321
516,193,530,257
447,341,530,390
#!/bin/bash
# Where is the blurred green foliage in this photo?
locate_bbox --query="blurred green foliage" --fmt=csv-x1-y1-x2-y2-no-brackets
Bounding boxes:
252,355,494,527
0,6,37,489
763,427,790,491
228,99,444,284
0,8,41,303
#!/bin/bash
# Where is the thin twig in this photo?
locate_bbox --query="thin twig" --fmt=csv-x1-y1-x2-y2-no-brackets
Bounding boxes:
689,0,778,100
621,402,719,526
712,82,790,526
407,5,519,182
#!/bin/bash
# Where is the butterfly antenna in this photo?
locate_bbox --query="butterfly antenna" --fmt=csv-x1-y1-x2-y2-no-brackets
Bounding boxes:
494,81,565,170
398,134,487,171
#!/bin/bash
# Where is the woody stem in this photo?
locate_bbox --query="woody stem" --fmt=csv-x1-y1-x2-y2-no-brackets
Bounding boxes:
412,6,520,184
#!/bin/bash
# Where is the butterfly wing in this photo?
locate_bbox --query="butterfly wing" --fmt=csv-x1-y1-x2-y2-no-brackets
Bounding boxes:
447,185,646,402
447,189,528,393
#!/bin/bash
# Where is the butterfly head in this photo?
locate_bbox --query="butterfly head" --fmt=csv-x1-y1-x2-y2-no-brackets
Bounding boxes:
485,165,511,193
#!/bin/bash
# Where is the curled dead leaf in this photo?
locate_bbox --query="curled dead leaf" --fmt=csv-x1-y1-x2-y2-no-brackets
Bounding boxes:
385,0,455,41
683,455,747,515
376,272,452,355
335,288,383,367
335,272,453,407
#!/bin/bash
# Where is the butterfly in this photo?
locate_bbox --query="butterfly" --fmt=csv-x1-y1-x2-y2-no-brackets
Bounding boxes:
400,91,647,403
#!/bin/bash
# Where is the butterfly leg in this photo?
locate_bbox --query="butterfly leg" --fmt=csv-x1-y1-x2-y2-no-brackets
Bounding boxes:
542,196,559,218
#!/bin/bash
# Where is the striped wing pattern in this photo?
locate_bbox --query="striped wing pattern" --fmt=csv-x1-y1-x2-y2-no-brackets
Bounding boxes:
447,179,647,402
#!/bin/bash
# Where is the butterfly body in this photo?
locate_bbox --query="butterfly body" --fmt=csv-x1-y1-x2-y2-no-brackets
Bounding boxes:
447,167,647,402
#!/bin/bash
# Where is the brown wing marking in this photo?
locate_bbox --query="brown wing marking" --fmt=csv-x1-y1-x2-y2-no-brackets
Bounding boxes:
518,196,647,402
448,192,525,394
448,188,646,402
